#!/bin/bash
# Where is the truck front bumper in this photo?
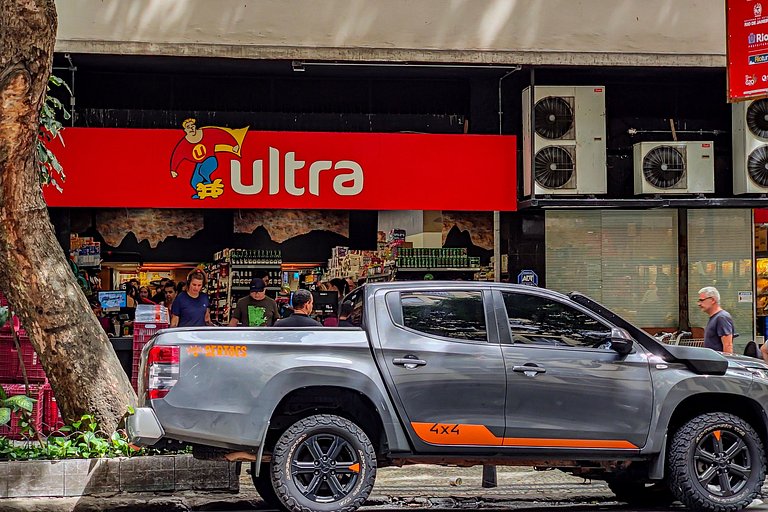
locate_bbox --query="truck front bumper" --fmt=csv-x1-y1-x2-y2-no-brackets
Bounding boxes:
126,407,165,446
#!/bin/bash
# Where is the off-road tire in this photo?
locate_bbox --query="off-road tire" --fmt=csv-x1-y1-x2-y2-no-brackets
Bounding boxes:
251,462,284,509
271,414,377,512
606,479,676,506
667,412,765,512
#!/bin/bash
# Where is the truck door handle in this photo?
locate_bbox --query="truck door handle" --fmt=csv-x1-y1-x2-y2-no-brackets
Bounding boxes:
512,365,546,376
393,356,427,368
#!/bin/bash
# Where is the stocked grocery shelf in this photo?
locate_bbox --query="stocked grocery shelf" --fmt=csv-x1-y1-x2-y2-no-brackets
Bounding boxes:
231,286,282,291
230,264,282,269
397,267,480,272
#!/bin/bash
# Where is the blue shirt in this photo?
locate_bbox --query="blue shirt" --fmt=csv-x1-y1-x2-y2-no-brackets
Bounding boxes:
704,310,735,352
171,291,209,327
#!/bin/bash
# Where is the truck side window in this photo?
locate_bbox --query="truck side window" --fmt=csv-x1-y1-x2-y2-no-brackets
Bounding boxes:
501,292,611,349
399,291,486,341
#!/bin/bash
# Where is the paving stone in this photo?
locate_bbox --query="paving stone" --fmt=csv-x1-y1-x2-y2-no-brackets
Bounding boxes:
63,458,120,496
119,455,174,492
0,461,7,498
7,460,65,497
173,454,233,491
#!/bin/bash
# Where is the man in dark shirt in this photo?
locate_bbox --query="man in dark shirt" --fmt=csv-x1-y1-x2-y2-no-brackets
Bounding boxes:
275,289,321,327
698,286,734,354
229,278,280,327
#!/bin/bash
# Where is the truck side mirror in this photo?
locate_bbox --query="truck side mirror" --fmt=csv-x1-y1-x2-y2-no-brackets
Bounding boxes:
609,327,634,355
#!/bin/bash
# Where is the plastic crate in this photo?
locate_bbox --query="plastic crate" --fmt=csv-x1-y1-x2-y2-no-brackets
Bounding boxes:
16,336,46,383
0,336,18,381
0,382,45,440
43,383,64,434
131,322,168,391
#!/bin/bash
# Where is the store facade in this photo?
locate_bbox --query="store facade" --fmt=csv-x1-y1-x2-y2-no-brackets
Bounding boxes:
45,0,768,348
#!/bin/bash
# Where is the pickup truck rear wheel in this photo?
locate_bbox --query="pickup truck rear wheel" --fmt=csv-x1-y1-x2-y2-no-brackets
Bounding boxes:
667,412,765,512
271,414,377,512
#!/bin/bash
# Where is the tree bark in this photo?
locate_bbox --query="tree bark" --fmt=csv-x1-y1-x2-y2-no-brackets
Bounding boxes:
0,0,136,433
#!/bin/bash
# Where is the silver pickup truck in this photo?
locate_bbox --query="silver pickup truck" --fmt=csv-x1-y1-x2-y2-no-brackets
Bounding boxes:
128,281,768,512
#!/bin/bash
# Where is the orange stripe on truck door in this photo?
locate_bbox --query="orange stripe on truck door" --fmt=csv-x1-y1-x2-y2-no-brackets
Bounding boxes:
411,422,638,449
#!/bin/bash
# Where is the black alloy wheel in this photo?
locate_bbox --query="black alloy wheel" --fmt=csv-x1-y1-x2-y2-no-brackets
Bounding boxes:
271,414,377,512
290,432,360,502
667,412,765,512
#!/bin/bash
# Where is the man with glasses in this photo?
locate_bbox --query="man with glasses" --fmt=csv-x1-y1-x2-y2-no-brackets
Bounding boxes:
698,286,734,354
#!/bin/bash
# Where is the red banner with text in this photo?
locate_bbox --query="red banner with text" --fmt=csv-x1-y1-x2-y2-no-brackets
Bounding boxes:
43,127,516,211
727,0,768,101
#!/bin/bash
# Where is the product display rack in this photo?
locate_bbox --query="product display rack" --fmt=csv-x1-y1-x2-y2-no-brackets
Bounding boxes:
207,249,282,325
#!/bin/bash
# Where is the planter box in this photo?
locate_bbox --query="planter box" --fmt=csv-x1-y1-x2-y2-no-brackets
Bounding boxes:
1,454,238,498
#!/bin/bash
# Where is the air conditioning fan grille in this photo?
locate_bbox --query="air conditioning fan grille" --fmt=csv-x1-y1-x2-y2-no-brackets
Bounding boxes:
747,146,768,187
534,96,574,139
534,146,575,188
747,99,768,139
642,146,686,189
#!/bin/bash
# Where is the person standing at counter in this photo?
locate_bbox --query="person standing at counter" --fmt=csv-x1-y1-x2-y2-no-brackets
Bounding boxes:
171,270,211,327
274,289,321,327
163,281,177,310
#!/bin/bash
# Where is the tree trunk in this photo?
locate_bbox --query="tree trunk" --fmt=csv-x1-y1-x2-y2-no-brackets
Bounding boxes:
0,0,136,433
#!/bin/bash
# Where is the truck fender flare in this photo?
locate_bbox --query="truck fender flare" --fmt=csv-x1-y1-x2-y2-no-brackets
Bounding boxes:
258,365,412,452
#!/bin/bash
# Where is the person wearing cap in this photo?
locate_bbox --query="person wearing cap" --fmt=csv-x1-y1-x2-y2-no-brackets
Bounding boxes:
228,277,280,327
275,289,322,327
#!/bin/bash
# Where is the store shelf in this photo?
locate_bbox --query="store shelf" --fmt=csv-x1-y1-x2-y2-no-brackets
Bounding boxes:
230,264,282,269
231,286,282,291
367,271,394,281
397,267,479,272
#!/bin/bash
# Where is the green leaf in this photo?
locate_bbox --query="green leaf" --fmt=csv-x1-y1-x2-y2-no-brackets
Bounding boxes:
0,407,10,425
6,395,35,412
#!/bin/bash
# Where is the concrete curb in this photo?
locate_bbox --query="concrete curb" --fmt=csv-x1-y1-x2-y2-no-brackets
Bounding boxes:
0,455,238,498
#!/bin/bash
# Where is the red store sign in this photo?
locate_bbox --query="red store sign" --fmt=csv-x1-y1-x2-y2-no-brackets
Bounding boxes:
43,127,516,211
727,0,768,101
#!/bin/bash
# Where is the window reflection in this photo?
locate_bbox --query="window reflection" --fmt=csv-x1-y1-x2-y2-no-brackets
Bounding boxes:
502,292,611,349
400,291,487,341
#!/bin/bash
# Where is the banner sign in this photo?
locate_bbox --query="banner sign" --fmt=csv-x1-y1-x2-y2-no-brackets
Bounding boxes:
43,126,516,211
727,0,768,101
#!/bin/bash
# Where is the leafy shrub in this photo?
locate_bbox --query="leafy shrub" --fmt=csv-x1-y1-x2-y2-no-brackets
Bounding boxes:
0,412,188,460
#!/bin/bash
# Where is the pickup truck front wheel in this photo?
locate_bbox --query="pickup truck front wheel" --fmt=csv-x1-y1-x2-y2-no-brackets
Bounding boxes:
667,412,766,512
271,414,377,512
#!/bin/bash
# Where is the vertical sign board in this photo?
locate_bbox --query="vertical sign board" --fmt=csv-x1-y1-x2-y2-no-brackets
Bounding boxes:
727,0,768,101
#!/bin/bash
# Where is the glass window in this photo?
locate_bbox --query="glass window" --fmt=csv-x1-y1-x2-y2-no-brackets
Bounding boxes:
399,291,487,341
502,292,612,349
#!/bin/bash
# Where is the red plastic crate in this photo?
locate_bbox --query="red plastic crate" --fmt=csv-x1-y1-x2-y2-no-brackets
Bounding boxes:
131,322,168,390
0,336,18,381
0,382,45,440
16,336,46,383
43,383,64,434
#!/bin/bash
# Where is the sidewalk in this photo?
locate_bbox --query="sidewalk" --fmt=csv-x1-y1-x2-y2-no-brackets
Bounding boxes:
0,465,616,511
